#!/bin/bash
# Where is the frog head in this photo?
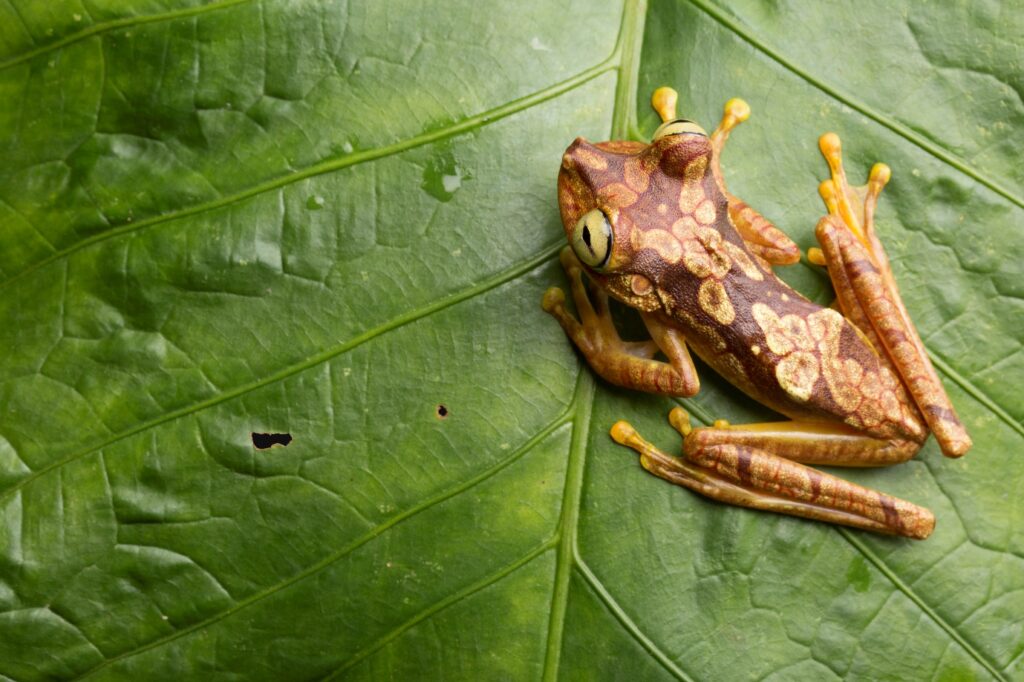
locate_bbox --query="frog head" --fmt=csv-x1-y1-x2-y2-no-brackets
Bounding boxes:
556,115,727,312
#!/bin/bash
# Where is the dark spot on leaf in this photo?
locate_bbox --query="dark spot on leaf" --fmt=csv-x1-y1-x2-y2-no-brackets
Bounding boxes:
252,432,292,449
436,404,449,419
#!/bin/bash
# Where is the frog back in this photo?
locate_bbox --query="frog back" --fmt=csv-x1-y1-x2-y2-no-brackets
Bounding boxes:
662,249,925,443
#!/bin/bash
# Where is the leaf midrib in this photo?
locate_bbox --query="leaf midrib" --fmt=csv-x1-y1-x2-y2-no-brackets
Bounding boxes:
4,1,1015,677
543,374,595,680
541,1,648,677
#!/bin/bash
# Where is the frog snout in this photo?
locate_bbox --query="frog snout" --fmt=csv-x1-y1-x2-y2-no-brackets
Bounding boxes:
562,137,596,170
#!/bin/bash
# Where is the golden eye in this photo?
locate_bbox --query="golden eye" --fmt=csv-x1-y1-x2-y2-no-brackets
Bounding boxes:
653,118,707,141
570,209,613,270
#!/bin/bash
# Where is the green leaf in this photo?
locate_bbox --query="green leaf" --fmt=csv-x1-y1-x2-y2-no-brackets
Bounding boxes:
1,0,1021,679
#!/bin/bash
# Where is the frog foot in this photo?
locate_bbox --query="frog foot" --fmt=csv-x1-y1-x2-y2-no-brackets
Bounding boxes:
806,132,890,267
542,248,699,396
808,133,971,458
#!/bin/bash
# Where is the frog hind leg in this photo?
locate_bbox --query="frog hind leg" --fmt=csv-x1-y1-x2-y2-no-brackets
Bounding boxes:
810,133,971,457
611,408,934,539
542,247,700,396
651,87,799,266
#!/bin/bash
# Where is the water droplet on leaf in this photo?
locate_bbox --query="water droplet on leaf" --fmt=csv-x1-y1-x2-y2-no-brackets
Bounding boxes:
421,148,469,202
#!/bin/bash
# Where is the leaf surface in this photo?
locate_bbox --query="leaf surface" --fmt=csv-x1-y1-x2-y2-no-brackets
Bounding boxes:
1,0,1021,679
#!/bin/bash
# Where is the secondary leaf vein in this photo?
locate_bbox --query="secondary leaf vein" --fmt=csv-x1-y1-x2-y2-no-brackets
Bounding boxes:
321,541,558,680
838,529,1008,680
71,412,572,679
926,351,1024,440
574,555,694,681
0,57,617,292
686,0,1024,211
0,0,255,71
0,244,561,504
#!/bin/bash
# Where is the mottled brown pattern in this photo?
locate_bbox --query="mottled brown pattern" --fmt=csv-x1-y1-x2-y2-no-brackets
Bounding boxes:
542,88,970,539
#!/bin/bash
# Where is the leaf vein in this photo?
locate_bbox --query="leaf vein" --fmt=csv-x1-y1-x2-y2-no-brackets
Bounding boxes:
0,0,256,71
838,530,1008,681
0,244,561,504
574,555,694,682
687,0,1024,211
926,351,1024,440
71,413,572,679
0,59,617,292
543,373,595,681
321,540,558,680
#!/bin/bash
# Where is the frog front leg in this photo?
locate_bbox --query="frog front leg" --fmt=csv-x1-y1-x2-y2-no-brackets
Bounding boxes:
543,248,700,396
612,408,934,539
809,134,971,457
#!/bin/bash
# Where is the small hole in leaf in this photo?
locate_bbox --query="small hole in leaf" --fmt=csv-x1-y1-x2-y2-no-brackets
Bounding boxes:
436,404,449,419
252,432,292,450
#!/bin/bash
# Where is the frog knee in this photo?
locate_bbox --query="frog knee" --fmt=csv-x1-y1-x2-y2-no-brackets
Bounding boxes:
814,215,842,242
682,428,718,461
883,438,922,464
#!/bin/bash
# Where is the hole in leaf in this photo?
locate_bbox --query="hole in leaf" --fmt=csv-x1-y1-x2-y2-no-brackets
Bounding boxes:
252,432,292,449
435,404,449,419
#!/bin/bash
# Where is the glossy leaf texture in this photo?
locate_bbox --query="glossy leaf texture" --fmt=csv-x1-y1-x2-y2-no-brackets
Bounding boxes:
0,0,1021,679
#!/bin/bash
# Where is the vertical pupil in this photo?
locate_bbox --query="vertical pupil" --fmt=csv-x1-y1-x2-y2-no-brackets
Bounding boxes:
582,225,592,250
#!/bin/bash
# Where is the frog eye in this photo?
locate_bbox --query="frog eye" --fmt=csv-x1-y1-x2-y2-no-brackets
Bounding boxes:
570,209,613,270
653,118,707,141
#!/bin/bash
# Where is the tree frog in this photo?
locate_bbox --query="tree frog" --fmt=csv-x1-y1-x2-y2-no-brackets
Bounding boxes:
542,87,971,539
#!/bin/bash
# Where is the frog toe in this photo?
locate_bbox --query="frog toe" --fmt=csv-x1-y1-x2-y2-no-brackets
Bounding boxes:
815,132,893,250
541,286,566,313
